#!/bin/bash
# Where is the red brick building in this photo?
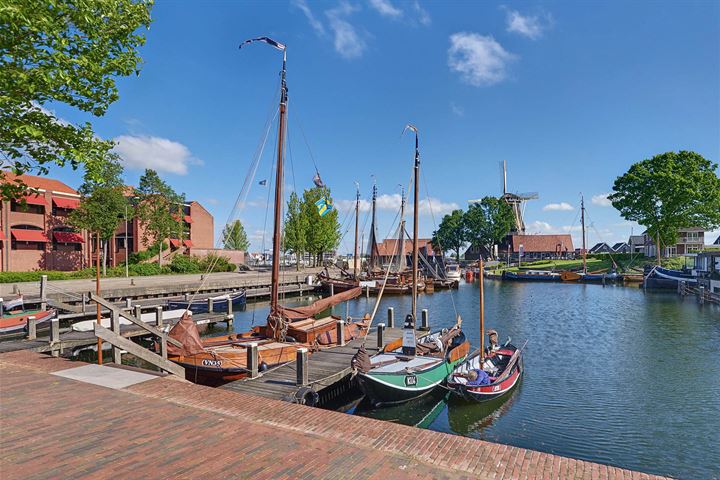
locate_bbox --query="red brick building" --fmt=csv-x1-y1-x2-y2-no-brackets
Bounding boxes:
1,174,214,272
499,234,575,260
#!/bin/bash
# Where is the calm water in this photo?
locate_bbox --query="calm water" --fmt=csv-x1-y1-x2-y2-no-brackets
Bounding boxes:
227,280,720,479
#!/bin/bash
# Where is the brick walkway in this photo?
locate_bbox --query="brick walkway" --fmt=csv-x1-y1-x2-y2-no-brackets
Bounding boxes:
0,351,666,479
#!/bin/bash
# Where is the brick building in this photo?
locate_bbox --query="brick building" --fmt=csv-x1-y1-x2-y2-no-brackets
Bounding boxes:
499,234,575,261
642,227,704,257
1,174,214,272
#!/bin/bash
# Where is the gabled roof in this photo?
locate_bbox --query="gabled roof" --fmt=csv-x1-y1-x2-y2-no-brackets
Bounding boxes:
376,238,435,256
510,234,574,253
714,235,720,245
612,242,629,251
589,242,612,253
3,172,78,196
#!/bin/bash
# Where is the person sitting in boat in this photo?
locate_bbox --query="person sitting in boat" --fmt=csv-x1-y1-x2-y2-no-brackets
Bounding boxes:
465,368,491,386
487,329,499,353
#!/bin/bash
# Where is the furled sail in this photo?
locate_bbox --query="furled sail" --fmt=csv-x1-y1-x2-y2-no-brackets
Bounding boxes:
167,313,206,356
277,287,362,321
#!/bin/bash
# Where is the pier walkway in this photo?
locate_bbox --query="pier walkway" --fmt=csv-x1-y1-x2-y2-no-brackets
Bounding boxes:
0,350,665,479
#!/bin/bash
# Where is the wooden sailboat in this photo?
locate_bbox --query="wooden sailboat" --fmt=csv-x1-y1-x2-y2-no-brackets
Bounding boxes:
447,259,525,402
0,295,57,337
166,37,369,386
352,125,469,406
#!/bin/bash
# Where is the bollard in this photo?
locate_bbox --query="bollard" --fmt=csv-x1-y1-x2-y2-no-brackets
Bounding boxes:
82,293,87,313
330,283,334,297
40,275,48,311
699,285,705,305
336,319,346,346
13,284,18,294
247,342,259,378
50,318,60,357
159,335,168,361
111,310,122,364
387,307,395,328
420,309,429,330
184,292,190,301
125,298,132,309
134,305,142,322
27,316,37,340
365,286,370,299
296,347,309,386
226,296,233,321
377,323,385,350
155,306,163,328
207,297,214,313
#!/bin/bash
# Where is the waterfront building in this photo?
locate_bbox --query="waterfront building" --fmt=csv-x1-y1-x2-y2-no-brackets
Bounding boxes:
628,235,645,253
589,242,612,254
498,234,574,261
612,242,630,253
642,227,704,257
693,251,720,294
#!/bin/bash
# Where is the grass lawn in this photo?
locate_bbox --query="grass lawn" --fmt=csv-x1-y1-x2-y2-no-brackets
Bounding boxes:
490,254,690,274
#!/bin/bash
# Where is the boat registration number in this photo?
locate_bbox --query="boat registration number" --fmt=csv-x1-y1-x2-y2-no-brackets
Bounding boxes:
202,359,222,367
405,375,417,386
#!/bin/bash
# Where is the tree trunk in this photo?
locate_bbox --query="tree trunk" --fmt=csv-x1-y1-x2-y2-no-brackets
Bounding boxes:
296,252,300,271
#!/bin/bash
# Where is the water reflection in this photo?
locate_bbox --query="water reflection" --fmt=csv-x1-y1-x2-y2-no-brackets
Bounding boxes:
353,389,450,429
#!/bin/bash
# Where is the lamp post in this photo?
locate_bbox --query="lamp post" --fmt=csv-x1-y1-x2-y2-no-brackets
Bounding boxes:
125,203,129,278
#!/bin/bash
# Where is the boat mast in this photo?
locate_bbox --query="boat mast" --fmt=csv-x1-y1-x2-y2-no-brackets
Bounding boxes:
353,183,359,279
479,257,485,360
581,194,587,275
368,183,378,272
407,126,420,324
397,187,405,272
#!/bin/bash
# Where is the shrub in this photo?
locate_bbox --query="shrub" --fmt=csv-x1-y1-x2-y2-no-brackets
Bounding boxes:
169,255,201,274
198,253,236,273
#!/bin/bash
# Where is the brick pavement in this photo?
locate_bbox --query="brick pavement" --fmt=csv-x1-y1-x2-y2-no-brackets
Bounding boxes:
0,351,667,480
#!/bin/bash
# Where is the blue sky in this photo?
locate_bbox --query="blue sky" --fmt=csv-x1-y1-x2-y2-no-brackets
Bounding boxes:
47,0,720,252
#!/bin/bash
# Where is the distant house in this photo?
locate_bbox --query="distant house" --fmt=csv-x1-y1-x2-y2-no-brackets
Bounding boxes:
612,242,630,254
643,227,704,257
375,238,437,268
628,235,645,254
464,243,492,261
589,242,612,254
498,234,574,261
714,235,720,246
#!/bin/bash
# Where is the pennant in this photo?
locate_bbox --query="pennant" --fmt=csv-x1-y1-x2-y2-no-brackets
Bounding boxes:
315,197,334,217
239,37,286,51
258,179,267,186
313,173,324,188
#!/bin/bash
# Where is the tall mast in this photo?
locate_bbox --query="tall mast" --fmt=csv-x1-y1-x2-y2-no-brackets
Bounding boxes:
503,160,508,195
479,257,485,360
368,183,378,271
353,183,359,279
408,126,420,324
581,194,587,275
397,187,405,271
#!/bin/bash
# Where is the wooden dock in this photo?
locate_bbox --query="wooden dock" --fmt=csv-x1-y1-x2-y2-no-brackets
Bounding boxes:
222,326,403,405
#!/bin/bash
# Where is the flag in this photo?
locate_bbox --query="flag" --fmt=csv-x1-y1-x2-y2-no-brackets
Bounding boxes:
313,173,324,188
239,37,286,51
315,197,334,217
258,179,267,186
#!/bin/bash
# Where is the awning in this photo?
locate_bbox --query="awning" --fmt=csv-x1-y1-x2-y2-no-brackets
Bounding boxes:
11,229,50,242
169,239,181,248
52,197,80,209
53,231,84,244
22,194,46,206
183,239,193,248
183,215,193,224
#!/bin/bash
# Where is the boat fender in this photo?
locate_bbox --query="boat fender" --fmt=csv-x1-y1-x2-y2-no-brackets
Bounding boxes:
259,361,269,372
285,336,297,343
294,387,319,407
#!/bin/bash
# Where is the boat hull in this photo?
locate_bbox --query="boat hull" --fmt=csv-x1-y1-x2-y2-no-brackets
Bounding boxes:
504,271,560,282
0,309,57,336
167,290,246,314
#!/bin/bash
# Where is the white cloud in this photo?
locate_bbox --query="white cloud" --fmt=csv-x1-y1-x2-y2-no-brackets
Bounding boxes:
592,193,613,207
450,102,464,117
505,10,551,40
293,0,325,35
448,33,516,87
527,220,554,233
413,1,431,26
368,0,401,18
326,2,366,59
113,135,202,175
542,202,574,211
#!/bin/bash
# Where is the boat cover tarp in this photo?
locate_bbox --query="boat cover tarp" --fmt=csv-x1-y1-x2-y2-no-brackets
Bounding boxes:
278,287,362,320
167,313,206,356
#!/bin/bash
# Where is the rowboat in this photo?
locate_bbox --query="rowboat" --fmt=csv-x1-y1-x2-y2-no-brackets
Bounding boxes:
0,307,57,336
166,290,246,313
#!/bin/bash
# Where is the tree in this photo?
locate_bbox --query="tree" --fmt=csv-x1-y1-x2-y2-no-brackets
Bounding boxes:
302,187,341,266
0,0,153,201
222,220,249,251
464,197,515,258
135,169,184,266
609,151,720,263
284,192,307,270
432,209,466,261
69,156,127,275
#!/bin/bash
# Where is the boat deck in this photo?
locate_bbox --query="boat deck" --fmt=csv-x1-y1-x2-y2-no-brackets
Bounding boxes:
222,326,404,402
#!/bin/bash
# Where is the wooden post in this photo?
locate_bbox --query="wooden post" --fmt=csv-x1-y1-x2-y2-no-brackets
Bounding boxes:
207,298,214,313
40,274,47,310
699,285,705,305
111,309,122,364
184,293,190,301
50,318,60,357
247,342,258,378
420,308,429,331
377,323,385,349
365,286,369,299
95,232,102,365
125,298,132,309
134,305,142,323
336,319,346,346
296,347,308,386
387,307,394,328
159,335,168,362
82,293,87,313
226,296,233,321
26,316,36,340
155,306,163,328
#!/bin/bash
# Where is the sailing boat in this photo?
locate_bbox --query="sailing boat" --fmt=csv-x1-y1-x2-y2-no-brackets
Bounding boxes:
352,125,469,406
165,37,369,385
446,259,525,402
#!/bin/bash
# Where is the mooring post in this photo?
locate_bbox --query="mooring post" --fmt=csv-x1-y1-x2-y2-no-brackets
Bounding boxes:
387,307,394,328
336,319,346,346
50,318,60,357
226,296,233,324
134,305,142,322
247,342,258,378
365,286,369,299
159,335,168,362
82,293,87,313
155,306,163,328
377,323,385,349
296,347,308,386
40,275,47,311
420,308,429,331
330,283,334,296
26,316,37,340
207,297,214,313
111,309,122,364
125,298,132,309
184,292,190,301
699,285,705,305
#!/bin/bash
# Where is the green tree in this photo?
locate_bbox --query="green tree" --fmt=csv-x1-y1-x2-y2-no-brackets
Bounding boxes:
69,156,127,275
432,209,466,261
222,220,249,251
0,0,153,201
609,151,720,263
302,187,340,266
135,169,184,266
284,192,307,270
463,197,515,258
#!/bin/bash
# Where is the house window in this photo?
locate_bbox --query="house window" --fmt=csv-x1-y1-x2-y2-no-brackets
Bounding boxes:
11,201,44,214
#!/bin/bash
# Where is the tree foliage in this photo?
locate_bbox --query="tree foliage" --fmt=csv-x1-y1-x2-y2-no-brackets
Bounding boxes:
0,0,153,200
222,220,249,251
301,187,340,266
609,151,720,255
135,169,184,265
432,209,466,260
463,197,515,256
284,191,307,269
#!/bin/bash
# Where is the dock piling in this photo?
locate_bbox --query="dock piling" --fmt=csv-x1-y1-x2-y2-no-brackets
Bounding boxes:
26,316,36,340
330,283,334,297
82,293,87,313
111,309,122,364
125,298,132,309
336,320,346,346
50,318,60,357
40,275,47,311
226,296,233,324
420,309,429,331
134,305,142,322
296,347,309,386
387,307,394,328
247,342,259,378
155,306,163,328
699,285,705,304
207,298,214,313
377,323,385,349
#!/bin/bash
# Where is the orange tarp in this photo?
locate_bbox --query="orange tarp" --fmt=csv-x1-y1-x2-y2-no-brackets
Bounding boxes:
167,314,206,356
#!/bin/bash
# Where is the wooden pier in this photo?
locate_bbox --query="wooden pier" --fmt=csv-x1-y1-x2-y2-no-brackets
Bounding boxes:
222,326,403,406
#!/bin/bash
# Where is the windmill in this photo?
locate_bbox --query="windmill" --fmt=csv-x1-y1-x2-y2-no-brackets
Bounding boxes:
468,160,538,234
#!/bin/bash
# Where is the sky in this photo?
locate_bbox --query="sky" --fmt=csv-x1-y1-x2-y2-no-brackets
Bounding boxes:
43,0,720,253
